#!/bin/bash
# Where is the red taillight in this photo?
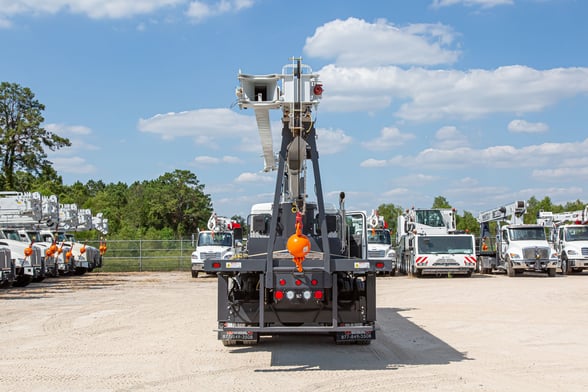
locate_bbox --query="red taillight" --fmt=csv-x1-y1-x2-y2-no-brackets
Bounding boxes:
275,290,284,301
295,279,302,286
279,279,286,286
310,279,318,286
314,290,323,300
212,262,221,268
376,262,385,269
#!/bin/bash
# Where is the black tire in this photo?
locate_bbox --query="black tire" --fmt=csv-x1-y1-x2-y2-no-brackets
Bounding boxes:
191,270,199,278
548,268,556,277
507,259,515,277
561,256,572,275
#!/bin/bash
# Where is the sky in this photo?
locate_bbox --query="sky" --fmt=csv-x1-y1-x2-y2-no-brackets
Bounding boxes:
1,0,587,220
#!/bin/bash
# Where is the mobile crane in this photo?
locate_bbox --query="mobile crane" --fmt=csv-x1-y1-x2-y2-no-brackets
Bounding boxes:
477,200,557,276
396,207,476,277
537,206,588,274
204,58,392,345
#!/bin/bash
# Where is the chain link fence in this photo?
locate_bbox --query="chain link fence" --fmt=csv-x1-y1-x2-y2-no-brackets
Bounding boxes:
92,239,194,272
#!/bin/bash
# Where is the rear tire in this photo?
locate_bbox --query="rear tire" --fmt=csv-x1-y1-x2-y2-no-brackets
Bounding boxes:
507,259,515,277
548,268,556,277
191,270,199,278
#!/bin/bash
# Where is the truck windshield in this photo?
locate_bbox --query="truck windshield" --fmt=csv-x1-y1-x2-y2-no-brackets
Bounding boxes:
417,236,474,254
415,210,445,228
198,232,233,247
368,229,391,245
508,227,546,241
565,226,588,241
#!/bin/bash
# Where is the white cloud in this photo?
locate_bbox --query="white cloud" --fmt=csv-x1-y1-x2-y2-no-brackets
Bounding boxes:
194,155,243,164
360,158,388,168
318,64,588,119
0,0,254,24
431,0,514,8
45,123,92,135
316,128,353,154
138,108,257,141
507,119,549,133
362,127,415,151
186,0,254,22
304,17,459,67
435,125,469,149
235,171,274,183
50,156,96,174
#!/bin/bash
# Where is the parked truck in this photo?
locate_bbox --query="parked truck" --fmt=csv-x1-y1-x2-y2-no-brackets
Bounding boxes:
366,210,396,275
396,207,476,277
191,212,243,278
477,200,558,277
537,206,588,274
203,58,392,345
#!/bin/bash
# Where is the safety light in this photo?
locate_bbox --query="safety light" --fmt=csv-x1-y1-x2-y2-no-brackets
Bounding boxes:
295,279,302,286
279,279,286,286
275,290,284,301
303,290,311,300
310,279,318,286
212,262,221,268
285,290,295,300
314,291,323,300
376,262,385,269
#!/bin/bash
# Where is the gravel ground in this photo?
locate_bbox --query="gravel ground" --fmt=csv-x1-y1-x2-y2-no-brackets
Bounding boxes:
1,271,587,392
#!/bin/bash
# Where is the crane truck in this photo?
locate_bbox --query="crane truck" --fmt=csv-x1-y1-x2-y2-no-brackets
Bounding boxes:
366,210,396,276
396,207,476,277
203,58,392,345
537,206,588,274
0,191,45,286
191,212,243,278
477,200,557,277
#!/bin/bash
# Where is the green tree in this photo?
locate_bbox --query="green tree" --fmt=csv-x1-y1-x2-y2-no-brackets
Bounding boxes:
432,195,451,209
0,82,71,189
376,203,404,241
456,210,479,236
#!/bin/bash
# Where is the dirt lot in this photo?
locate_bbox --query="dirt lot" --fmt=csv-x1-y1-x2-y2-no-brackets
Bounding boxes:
1,271,587,392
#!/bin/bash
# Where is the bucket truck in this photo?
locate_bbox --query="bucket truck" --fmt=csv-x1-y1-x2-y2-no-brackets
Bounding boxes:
366,210,396,276
0,191,45,286
396,207,476,277
477,200,557,277
190,212,243,278
203,58,391,345
537,206,588,274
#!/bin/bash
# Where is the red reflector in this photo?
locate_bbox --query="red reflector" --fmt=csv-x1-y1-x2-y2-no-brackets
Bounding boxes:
295,279,302,286
375,262,385,269
314,290,323,299
279,279,286,286
310,279,318,286
275,291,284,301
212,262,221,268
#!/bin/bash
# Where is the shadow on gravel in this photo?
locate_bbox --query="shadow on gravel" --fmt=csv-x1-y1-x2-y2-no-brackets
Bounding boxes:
0,275,127,300
231,307,469,372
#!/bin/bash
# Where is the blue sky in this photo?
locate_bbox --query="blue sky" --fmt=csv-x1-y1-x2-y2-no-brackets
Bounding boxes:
1,0,587,219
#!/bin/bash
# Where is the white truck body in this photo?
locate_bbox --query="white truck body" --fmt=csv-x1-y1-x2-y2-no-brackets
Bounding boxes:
397,208,476,276
478,201,557,277
366,210,396,275
537,207,588,274
191,212,242,278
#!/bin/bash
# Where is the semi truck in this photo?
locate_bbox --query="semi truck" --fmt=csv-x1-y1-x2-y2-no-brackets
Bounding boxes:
191,212,243,278
396,207,476,277
537,206,588,274
203,58,392,345
477,200,558,277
